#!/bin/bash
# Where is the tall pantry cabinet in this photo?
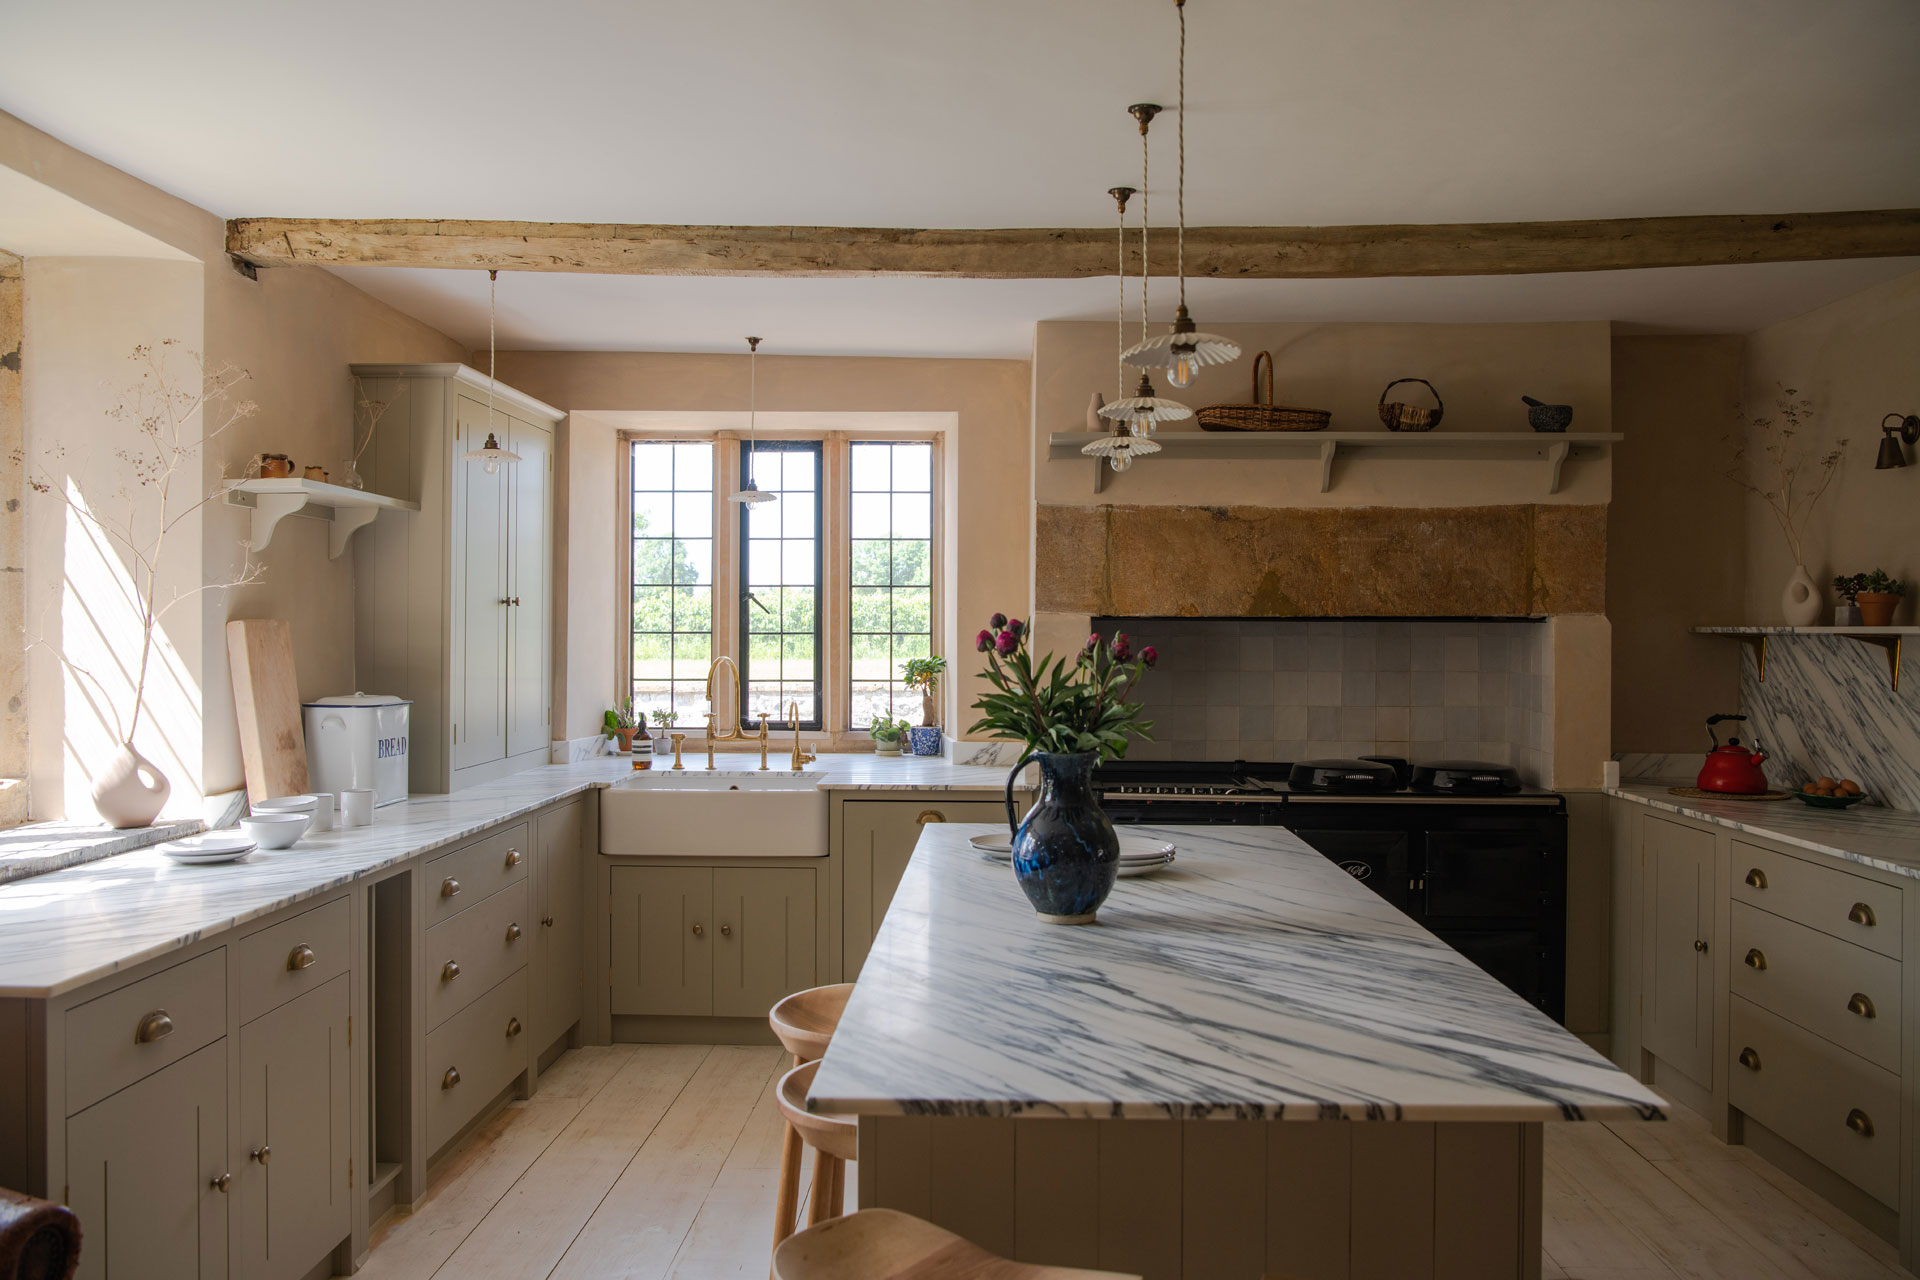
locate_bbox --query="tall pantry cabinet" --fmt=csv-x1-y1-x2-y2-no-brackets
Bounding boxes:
348,364,562,793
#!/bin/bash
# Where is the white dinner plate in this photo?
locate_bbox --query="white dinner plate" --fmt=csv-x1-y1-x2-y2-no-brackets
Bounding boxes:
160,833,257,864
968,833,1177,864
1116,852,1176,878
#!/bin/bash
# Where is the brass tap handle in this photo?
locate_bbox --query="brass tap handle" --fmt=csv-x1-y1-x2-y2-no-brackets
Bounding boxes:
1846,1108,1875,1137
787,701,815,770
442,1067,461,1090
250,1145,272,1166
1745,868,1768,890
705,713,716,770
211,1173,233,1194
1849,902,1877,927
287,944,317,971
1848,992,1877,1019
1738,1046,1761,1071
670,732,686,770
505,922,522,943
441,960,461,982
1743,948,1767,970
135,1010,175,1044
758,713,771,770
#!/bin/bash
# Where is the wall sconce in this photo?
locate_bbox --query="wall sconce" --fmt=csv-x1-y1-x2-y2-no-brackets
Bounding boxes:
1876,413,1920,470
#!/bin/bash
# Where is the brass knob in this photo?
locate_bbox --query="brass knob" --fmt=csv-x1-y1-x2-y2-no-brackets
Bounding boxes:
442,1067,461,1090
1743,948,1767,970
720,923,732,937
1745,868,1767,890
442,960,461,982
541,914,556,927
1846,1108,1875,1137
442,877,462,899
250,1145,272,1166
1738,1046,1761,1071
511,596,522,607
505,922,522,943
505,849,523,868
916,810,947,825
1849,902,1877,927
210,1173,232,1193
1693,938,1708,954
692,922,704,936
1848,992,1878,1019
506,1017,523,1038
287,944,317,971
135,1010,175,1044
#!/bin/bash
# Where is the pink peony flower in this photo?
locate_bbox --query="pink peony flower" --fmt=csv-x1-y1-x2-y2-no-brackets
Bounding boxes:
1008,618,1024,636
989,612,1008,630
1140,645,1158,668
995,629,1019,655
1110,632,1132,662
976,629,994,653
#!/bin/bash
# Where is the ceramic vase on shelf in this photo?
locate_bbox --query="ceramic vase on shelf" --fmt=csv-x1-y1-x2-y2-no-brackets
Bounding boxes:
1781,564,1822,627
1005,751,1119,925
338,458,365,491
91,743,170,829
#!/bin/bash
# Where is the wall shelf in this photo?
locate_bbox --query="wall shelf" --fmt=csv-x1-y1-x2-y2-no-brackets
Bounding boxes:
1693,626,1917,692
225,478,419,558
1047,430,1623,495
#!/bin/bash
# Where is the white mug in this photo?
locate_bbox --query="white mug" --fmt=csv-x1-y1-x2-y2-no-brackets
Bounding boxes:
307,792,336,833
341,789,375,827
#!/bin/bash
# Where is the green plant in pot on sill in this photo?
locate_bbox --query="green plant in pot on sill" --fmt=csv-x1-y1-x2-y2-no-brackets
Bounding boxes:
648,708,679,755
901,655,948,755
603,697,639,752
868,712,907,756
970,614,1156,925
1853,568,1906,628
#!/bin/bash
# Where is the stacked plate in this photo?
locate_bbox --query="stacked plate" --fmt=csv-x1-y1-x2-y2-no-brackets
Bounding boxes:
158,832,257,865
967,833,1177,878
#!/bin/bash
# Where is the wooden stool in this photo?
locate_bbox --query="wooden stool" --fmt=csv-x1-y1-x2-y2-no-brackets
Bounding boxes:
773,1208,1142,1279
770,982,853,1065
774,1060,858,1239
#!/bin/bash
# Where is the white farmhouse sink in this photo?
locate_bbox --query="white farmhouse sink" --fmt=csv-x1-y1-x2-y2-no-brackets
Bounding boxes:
601,772,828,857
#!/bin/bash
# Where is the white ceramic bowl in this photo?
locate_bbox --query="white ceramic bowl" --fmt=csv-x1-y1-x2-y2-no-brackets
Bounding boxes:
240,813,307,850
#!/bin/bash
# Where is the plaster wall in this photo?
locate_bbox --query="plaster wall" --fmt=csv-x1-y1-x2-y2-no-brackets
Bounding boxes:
0,251,22,827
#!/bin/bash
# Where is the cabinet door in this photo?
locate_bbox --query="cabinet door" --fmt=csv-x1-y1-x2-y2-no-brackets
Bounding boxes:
840,800,1010,978
1641,815,1716,1086
67,1040,228,1280
609,867,713,1017
236,976,349,1280
506,415,552,759
534,800,585,1047
453,394,509,771
713,867,818,1018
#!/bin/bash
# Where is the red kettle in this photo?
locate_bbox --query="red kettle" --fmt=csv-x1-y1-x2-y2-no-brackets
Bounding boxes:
1697,713,1769,794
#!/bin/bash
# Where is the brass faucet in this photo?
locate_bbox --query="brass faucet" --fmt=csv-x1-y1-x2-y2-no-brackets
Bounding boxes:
704,657,748,741
757,713,771,770
787,701,816,771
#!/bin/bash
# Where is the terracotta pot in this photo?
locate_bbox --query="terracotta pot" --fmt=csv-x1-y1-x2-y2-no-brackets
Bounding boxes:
91,743,170,829
1858,592,1902,627
614,727,637,753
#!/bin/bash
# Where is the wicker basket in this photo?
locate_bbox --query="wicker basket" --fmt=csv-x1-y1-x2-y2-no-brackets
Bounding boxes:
1197,352,1331,432
1378,378,1444,432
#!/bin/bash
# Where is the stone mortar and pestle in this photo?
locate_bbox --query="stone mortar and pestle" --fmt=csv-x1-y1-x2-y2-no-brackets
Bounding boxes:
1522,396,1574,432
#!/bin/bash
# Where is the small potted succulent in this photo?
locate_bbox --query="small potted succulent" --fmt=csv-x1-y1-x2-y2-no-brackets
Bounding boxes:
1855,568,1906,627
603,697,639,753
1832,573,1866,626
648,708,679,755
869,712,907,755
901,655,948,756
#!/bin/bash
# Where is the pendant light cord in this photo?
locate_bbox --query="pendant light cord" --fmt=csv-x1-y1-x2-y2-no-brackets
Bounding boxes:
1176,0,1187,311
1140,127,1151,344
1117,197,1127,402
486,268,498,434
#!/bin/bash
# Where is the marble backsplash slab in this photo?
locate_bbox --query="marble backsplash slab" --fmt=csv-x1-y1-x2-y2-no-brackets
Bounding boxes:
1738,634,1920,812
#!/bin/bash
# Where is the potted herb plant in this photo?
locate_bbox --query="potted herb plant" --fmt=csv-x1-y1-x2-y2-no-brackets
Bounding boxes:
869,712,907,755
1855,568,1906,627
603,698,639,753
970,614,1156,926
648,708,679,755
901,655,948,756
1832,573,1865,626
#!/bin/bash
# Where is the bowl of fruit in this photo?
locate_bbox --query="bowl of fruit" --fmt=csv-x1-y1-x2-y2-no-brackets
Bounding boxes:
1797,776,1867,809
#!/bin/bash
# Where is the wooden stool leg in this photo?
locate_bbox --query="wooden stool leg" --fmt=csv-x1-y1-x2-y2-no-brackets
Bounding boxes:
772,1119,804,1249
806,1153,842,1226
828,1152,846,1217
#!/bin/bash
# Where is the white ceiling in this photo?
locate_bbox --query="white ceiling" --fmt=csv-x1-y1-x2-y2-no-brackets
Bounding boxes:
6,0,1919,355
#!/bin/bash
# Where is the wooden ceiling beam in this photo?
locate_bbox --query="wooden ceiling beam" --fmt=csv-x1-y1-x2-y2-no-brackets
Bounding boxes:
226,208,1920,279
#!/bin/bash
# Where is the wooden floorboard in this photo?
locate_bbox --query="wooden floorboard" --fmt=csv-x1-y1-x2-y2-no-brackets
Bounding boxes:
362,1047,1909,1280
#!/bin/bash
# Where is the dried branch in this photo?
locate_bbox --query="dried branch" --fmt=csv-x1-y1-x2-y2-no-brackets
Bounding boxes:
1723,385,1848,568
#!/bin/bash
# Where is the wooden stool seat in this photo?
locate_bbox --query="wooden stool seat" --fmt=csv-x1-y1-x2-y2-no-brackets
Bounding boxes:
770,983,854,1063
776,1059,858,1163
774,1208,1142,1279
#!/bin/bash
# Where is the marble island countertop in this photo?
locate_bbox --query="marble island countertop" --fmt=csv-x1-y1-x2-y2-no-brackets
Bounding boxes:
0,750,1027,998
1608,782,1920,880
809,823,1665,1124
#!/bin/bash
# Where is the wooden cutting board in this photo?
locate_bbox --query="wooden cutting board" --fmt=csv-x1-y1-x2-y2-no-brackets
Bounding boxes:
227,618,310,803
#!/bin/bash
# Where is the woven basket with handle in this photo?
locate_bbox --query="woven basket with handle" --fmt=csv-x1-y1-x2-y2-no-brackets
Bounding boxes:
1196,352,1331,432
1378,377,1445,432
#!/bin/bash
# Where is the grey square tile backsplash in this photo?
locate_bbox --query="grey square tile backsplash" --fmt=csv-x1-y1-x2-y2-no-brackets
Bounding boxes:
1098,618,1554,785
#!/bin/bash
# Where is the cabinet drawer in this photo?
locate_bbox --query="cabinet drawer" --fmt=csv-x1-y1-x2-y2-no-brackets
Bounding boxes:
66,949,228,1115
238,896,351,1023
1731,841,1901,959
1730,995,1900,1206
424,879,531,1031
423,969,529,1153
1730,902,1901,1072
425,822,530,926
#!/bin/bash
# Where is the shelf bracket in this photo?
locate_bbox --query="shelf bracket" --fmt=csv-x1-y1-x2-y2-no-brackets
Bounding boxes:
1544,440,1572,495
1318,439,1338,493
1737,634,1767,682
1841,633,1902,692
329,506,380,560
227,488,312,553
1091,454,1108,496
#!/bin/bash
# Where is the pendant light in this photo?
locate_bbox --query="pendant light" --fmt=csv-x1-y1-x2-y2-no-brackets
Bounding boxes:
462,269,522,474
1083,185,1162,474
1122,0,1241,388
1099,103,1191,439
728,337,776,505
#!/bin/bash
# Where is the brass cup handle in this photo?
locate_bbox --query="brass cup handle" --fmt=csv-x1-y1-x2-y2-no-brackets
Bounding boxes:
720,923,732,937
250,1145,272,1166
506,1017,523,1038
505,849,523,868
691,922,703,937
1693,938,1709,953
1847,1108,1875,1137
1743,948,1767,970
442,960,461,982
1849,902,1877,927
1745,868,1768,889
442,877,462,899
135,1010,175,1044
211,1173,232,1194
1738,1046,1762,1071
287,944,317,971
1848,992,1878,1019
916,810,947,825
442,1067,461,1090
505,922,522,943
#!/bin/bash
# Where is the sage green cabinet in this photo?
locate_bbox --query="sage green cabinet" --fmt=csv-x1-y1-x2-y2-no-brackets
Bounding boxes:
608,864,818,1018
236,975,350,1280
1641,814,1716,1088
840,799,1015,978
533,799,586,1047
66,1039,228,1280
712,867,818,1018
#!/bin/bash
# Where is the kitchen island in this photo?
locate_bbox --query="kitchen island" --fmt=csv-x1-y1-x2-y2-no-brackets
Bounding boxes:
808,823,1664,1280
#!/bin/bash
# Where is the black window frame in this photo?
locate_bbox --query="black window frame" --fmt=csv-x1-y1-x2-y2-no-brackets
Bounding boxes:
737,439,825,732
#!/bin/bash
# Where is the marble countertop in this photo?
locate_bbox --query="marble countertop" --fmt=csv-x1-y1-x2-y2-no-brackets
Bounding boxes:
1608,783,1920,880
0,750,1025,999
0,819,203,885
808,823,1665,1124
